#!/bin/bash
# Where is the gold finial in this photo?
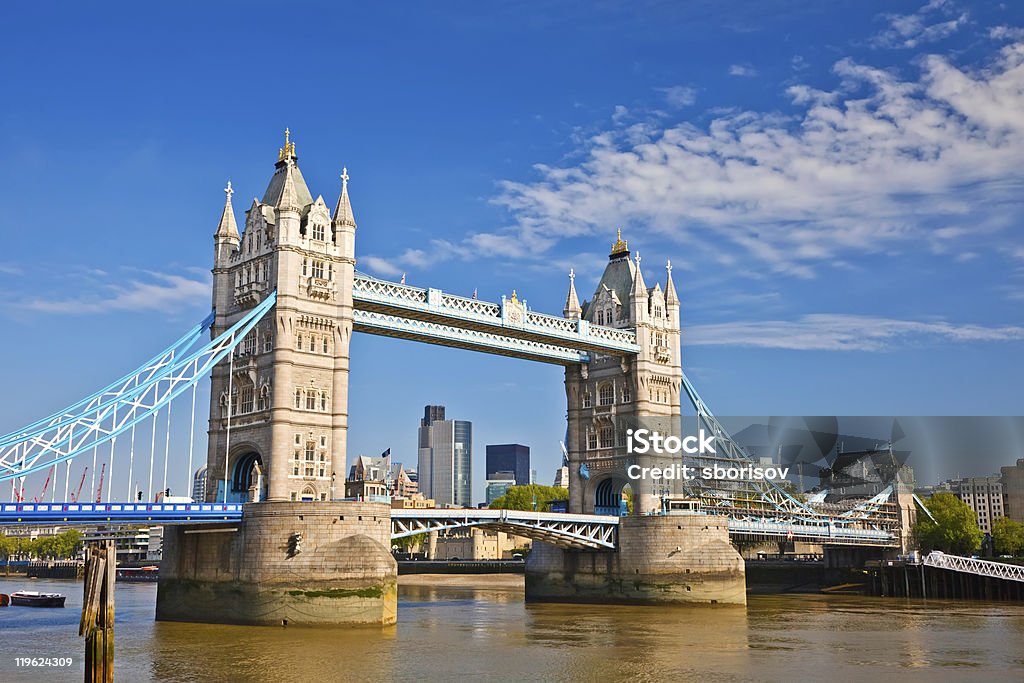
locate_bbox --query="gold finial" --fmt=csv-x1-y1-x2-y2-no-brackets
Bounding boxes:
610,228,629,255
511,289,518,303
278,127,296,161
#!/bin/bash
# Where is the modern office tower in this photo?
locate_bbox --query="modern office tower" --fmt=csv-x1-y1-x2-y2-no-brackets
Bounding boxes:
485,444,531,486
417,405,472,507
1001,459,1024,523
192,466,208,503
485,479,516,505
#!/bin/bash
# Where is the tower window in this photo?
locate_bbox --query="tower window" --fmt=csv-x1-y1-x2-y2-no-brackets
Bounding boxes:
587,428,597,450
598,383,614,406
582,392,592,409
239,385,254,414
596,310,604,326
306,391,317,411
312,223,325,241
621,385,631,403
322,337,329,353
296,334,303,351
600,425,614,448
294,389,302,409
312,260,325,279
320,393,328,411
302,258,308,277
263,333,272,353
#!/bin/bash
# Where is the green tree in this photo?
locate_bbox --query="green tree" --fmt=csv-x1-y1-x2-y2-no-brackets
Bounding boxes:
992,516,1024,556
489,484,569,512
393,532,427,551
914,492,983,555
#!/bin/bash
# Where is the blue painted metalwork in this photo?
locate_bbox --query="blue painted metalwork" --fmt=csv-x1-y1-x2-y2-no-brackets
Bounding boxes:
0,501,243,525
0,293,277,482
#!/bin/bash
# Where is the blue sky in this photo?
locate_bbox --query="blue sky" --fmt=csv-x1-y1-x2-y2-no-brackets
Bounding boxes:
1,1,1022,503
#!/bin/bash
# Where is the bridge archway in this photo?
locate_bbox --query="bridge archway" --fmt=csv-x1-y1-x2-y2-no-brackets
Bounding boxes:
593,476,632,516
230,450,265,503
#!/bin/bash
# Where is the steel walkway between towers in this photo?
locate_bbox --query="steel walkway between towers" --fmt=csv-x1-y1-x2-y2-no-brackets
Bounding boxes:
391,508,620,550
351,273,640,364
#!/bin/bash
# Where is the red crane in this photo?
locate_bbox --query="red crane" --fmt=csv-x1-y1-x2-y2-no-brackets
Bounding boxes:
32,466,54,503
71,467,88,503
95,463,106,503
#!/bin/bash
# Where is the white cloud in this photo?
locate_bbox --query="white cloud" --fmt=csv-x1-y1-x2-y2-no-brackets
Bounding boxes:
991,26,1024,41
728,64,758,77
359,255,403,277
872,0,968,49
0,263,23,276
15,270,210,315
655,85,697,108
684,314,1024,351
488,42,1024,278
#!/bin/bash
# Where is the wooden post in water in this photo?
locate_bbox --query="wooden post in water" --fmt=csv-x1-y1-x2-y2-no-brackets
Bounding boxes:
80,540,115,683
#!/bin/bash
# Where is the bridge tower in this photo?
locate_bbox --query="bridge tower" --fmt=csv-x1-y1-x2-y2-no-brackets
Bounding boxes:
564,232,683,515
208,130,356,504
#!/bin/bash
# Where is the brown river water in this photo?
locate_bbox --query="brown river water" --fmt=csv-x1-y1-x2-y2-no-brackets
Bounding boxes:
1,575,1022,682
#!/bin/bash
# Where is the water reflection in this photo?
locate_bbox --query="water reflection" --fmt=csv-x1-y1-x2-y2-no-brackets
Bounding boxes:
1,577,1022,682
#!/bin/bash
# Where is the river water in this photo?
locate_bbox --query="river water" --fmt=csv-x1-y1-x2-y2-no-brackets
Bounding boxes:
1,576,1022,682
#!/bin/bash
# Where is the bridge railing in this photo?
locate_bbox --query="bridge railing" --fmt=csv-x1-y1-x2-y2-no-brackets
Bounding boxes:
923,551,1024,582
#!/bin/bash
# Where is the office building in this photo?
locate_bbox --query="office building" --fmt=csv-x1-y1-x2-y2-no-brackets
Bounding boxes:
417,405,472,507
1001,459,1024,523
953,475,1004,533
485,444,530,486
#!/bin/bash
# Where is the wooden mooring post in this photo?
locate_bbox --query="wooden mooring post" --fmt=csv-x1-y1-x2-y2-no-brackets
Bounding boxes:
80,540,115,683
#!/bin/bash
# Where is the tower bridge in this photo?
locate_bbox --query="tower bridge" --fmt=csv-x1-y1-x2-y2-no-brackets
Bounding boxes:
0,132,913,625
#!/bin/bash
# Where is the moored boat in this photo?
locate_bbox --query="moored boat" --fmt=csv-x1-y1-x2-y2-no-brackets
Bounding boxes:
9,590,66,607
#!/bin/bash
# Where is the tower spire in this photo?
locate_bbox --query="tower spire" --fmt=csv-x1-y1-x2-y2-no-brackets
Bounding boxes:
665,259,679,305
629,251,646,297
610,228,629,259
332,166,357,228
563,268,582,319
214,180,240,240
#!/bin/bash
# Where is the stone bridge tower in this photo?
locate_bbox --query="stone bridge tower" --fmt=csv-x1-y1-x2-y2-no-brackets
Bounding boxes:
564,232,683,515
207,131,356,503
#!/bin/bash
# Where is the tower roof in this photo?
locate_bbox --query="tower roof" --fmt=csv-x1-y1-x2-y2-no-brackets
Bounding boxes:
261,129,314,209
587,230,636,314
214,181,240,240
333,167,356,227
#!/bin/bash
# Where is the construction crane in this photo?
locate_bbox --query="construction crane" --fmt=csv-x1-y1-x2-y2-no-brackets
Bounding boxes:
32,466,54,503
70,467,88,503
95,463,106,503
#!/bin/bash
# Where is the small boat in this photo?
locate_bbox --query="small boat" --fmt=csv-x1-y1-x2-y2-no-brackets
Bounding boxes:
9,590,66,607
116,565,159,582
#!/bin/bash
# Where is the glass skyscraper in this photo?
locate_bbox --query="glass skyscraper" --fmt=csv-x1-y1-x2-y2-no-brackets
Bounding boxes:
417,405,472,507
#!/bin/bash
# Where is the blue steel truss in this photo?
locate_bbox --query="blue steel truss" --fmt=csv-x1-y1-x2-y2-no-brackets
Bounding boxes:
0,293,277,483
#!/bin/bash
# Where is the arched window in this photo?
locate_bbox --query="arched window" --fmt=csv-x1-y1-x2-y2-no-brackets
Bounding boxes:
599,424,614,448
322,337,329,354
238,384,254,414
598,383,614,406
294,388,302,409
263,333,272,353
309,335,316,352
605,308,612,324
587,428,598,450
320,393,328,411
259,385,270,411
302,258,308,277
621,385,631,403
582,392,592,408
296,334,303,351
306,390,317,411
596,310,604,326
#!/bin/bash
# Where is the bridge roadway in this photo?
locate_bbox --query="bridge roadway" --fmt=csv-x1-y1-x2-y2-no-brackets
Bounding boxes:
0,502,897,548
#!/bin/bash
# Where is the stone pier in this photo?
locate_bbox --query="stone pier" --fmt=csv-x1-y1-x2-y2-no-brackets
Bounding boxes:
157,501,396,626
525,515,746,605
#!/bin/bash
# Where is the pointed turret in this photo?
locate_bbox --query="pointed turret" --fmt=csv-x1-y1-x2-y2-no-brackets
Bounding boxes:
665,259,679,305
629,251,648,324
333,167,357,259
563,268,582,319
332,167,357,229
214,181,240,265
215,181,240,240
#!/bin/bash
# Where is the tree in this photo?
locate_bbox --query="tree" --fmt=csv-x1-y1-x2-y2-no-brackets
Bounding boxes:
913,492,983,555
393,532,427,551
489,484,569,511
992,516,1024,556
